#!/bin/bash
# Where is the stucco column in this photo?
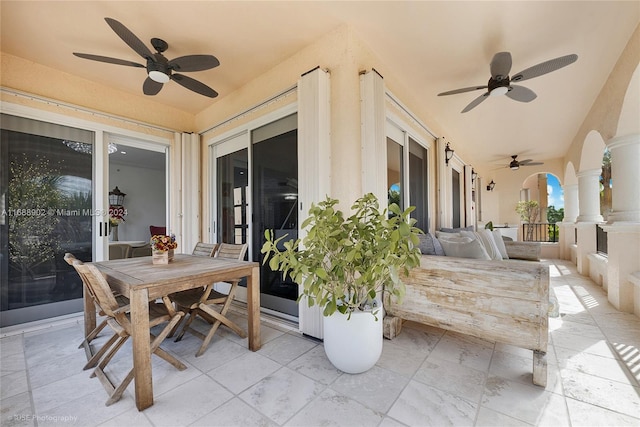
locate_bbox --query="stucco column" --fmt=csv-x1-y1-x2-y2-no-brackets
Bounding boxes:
576,168,603,223
562,184,579,222
575,169,603,275
601,133,640,314
607,134,640,223
558,184,578,260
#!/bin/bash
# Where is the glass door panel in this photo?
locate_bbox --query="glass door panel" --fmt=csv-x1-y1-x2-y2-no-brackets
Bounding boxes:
387,137,404,211
252,115,298,317
408,137,429,232
216,148,248,245
1,114,93,326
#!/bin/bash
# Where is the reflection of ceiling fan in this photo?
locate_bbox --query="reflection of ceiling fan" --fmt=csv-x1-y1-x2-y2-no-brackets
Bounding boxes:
505,155,544,170
73,18,219,98
438,51,577,113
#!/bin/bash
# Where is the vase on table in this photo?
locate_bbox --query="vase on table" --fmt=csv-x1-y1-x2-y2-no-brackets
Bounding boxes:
111,224,119,241
152,249,174,265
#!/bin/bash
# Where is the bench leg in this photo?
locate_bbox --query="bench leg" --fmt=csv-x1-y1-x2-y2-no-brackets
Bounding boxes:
383,315,403,340
532,350,547,387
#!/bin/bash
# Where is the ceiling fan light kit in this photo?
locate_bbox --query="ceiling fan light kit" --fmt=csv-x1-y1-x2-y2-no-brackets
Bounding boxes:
73,18,220,98
438,51,578,112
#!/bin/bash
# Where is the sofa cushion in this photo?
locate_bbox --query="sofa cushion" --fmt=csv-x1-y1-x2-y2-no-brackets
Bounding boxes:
461,229,503,261
491,230,510,259
417,233,445,256
438,236,491,260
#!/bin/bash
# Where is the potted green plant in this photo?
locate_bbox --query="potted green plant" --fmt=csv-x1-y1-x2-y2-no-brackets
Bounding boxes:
261,193,422,373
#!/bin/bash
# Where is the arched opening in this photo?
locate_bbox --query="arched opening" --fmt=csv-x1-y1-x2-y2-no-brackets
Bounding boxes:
519,172,563,242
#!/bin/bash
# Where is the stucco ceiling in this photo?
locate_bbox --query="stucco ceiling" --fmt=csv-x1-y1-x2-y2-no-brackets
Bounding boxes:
1,1,638,174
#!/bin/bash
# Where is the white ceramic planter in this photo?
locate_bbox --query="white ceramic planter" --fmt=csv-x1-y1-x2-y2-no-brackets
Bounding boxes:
322,302,383,374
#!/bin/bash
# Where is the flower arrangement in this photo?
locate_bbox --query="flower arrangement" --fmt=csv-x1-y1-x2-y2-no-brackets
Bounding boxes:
150,234,178,252
109,204,126,226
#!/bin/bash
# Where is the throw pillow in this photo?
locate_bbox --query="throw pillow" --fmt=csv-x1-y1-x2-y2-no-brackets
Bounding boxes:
439,237,491,260
460,230,502,260
491,230,510,259
417,233,445,256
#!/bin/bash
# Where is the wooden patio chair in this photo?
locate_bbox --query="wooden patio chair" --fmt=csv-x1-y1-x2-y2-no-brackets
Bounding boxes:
64,253,129,370
171,243,248,357
66,256,186,406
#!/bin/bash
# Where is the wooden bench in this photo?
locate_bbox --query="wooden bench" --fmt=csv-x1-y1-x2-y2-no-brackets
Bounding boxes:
385,246,549,386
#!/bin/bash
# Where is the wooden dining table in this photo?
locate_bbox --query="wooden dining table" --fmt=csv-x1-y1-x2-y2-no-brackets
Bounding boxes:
89,254,261,411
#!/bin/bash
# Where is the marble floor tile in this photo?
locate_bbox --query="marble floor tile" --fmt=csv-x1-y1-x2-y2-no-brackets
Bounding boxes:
481,376,567,425
35,388,134,427
414,355,487,403
561,368,640,418
286,345,343,385
0,392,34,427
239,367,324,425
191,397,276,427
555,345,636,384
1,371,29,400
429,331,494,372
31,370,104,414
0,351,26,376
474,406,533,427
565,396,640,427
376,338,428,378
257,333,317,365
285,388,383,427
330,366,409,413
143,374,233,426
388,380,477,427
0,335,25,357
209,351,281,394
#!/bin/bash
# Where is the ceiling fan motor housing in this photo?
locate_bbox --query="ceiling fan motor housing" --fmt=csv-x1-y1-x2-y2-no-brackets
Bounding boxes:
147,54,170,82
488,76,510,96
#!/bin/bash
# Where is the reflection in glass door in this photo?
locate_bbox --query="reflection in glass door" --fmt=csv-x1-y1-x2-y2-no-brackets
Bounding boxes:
1,114,93,326
252,123,298,317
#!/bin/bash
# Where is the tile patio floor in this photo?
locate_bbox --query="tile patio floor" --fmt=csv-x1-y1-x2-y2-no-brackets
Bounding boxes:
1,259,639,426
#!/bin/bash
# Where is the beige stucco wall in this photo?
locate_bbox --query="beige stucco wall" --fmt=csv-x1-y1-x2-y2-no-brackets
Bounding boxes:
195,25,442,227
564,24,639,173
1,52,193,134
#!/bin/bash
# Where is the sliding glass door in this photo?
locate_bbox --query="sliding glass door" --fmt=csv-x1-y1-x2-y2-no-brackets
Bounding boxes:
251,115,298,317
1,114,93,326
212,113,299,319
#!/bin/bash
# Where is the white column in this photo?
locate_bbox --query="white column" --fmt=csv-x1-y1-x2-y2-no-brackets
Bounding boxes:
602,133,640,314
562,184,579,222
576,168,603,223
298,67,331,339
607,134,640,223
360,69,387,205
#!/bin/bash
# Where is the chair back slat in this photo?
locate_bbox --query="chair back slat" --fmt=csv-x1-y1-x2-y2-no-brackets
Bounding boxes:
215,243,248,261
192,242,218,257
67,258,123,318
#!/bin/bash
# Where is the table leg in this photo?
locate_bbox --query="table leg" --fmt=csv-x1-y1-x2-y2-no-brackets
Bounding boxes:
83,284,96,338
131,288,153,411
247,265,261,351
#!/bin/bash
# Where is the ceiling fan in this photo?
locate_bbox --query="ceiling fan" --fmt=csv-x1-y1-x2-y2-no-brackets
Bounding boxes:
73,18,220,98
438,51,577,113
505,155,544,170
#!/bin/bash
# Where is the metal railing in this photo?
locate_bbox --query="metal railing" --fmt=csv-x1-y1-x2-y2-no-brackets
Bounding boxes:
596,224,608,255
522,223,559,243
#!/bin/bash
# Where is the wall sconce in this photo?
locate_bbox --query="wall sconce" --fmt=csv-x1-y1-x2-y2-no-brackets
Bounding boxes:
109,186,126,206
444,142,454,166
486,180,495,191
471,169,478,183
